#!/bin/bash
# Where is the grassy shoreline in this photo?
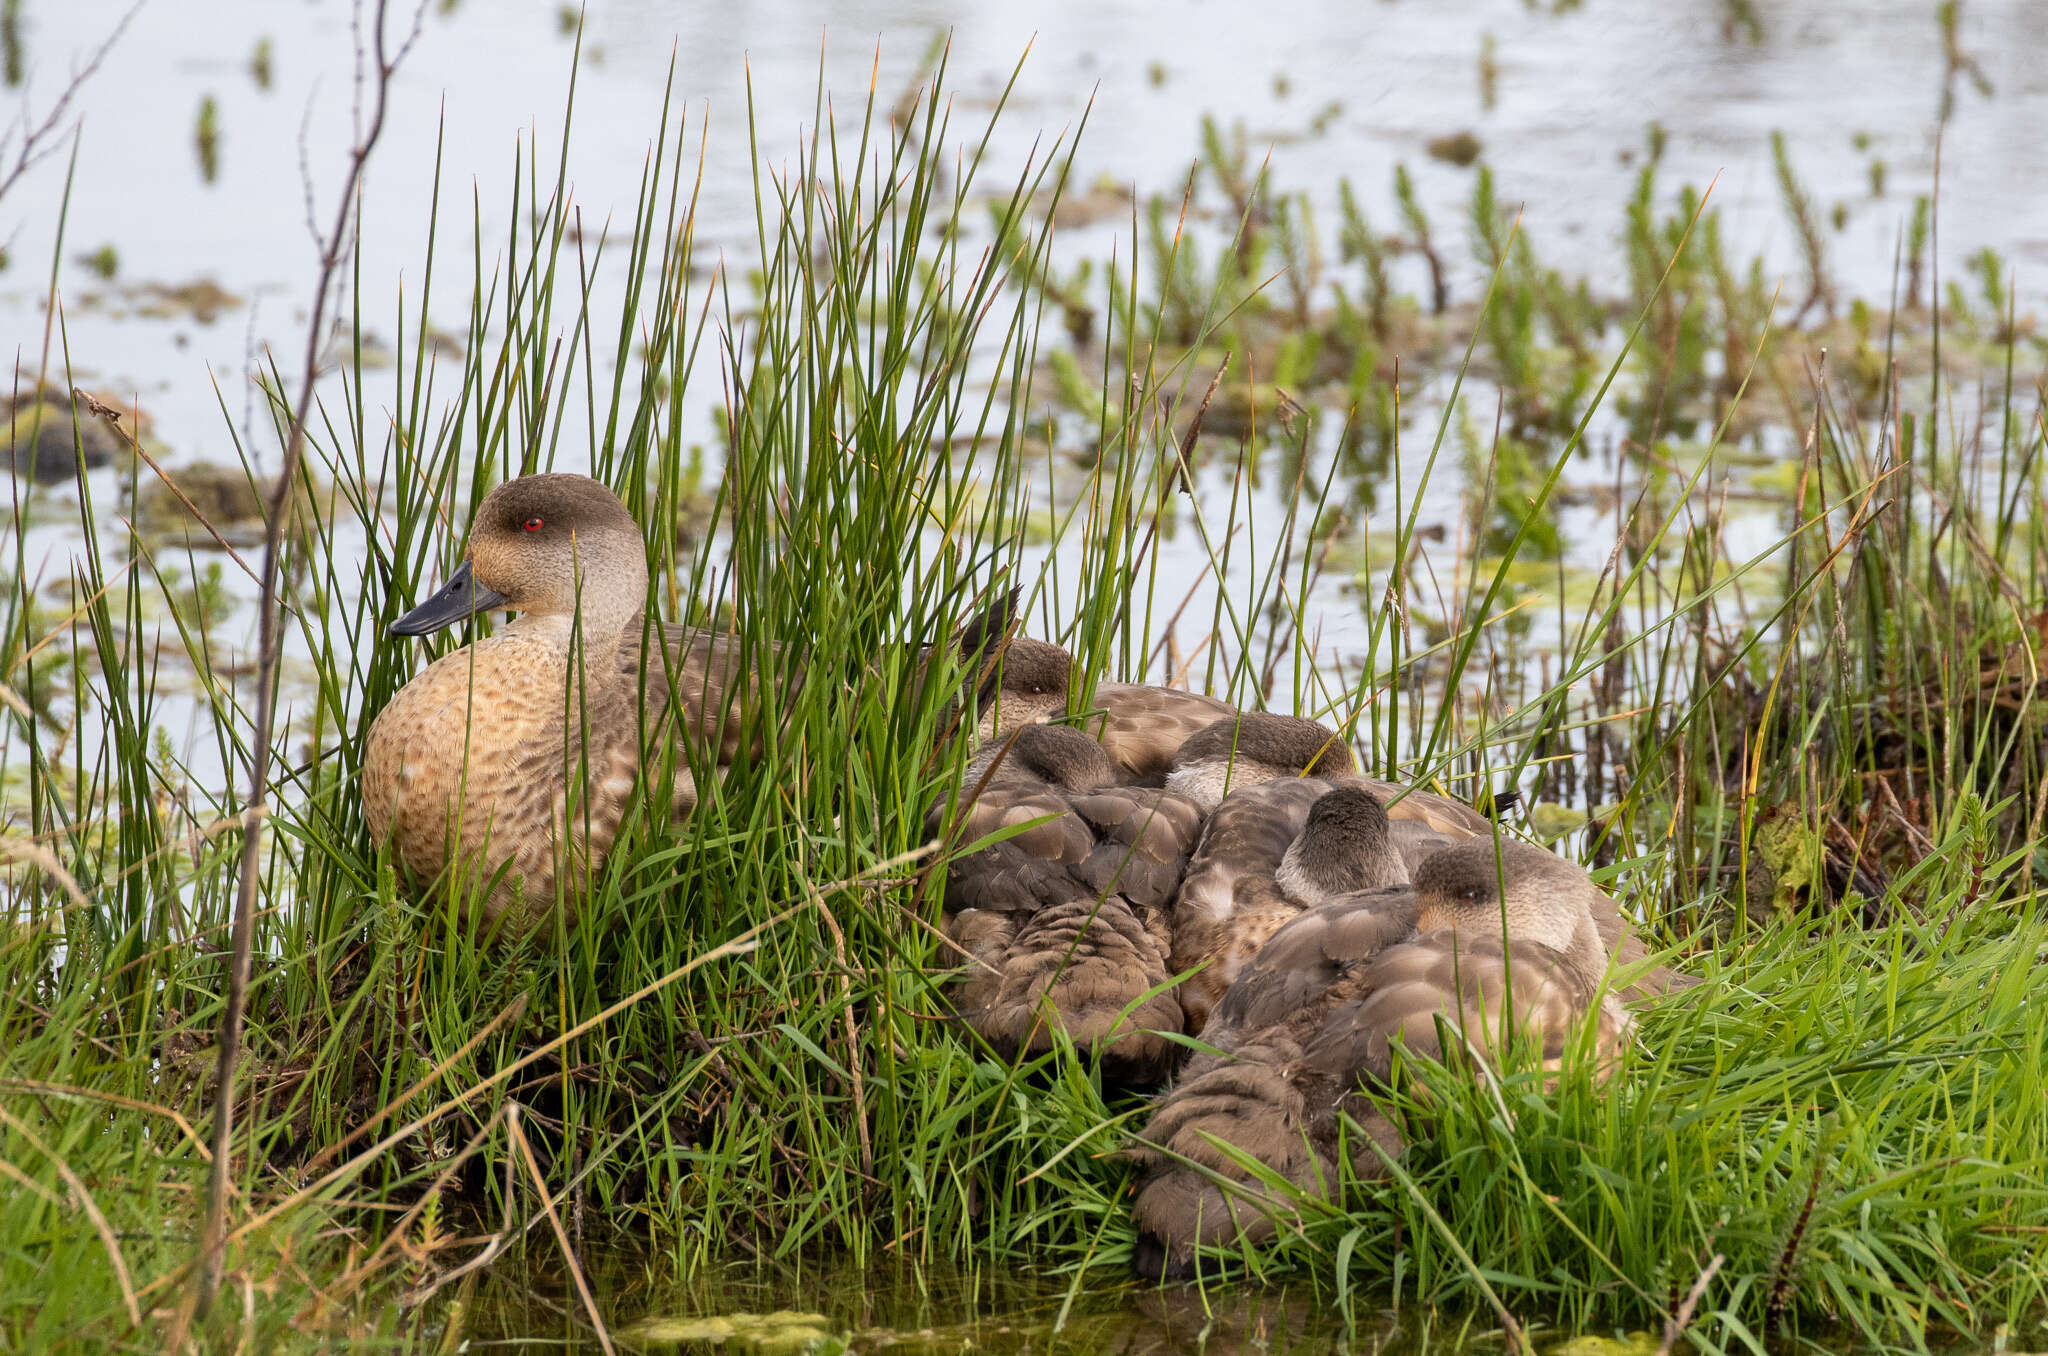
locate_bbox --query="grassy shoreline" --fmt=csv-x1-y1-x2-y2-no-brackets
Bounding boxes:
2,37,2045,1354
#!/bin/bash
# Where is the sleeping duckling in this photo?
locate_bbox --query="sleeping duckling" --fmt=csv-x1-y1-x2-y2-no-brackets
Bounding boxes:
1130,831,1632,1278
363,474,764,934
938,723,1205,1084
1164,713,1488,1031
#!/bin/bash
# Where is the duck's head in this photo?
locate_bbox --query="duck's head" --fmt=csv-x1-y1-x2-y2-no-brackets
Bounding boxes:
960,720,1117,796
1164,712,1356,813
1008,722,1116,792
1275,786,1408,902
390,474,648,640
1413,839,1608,974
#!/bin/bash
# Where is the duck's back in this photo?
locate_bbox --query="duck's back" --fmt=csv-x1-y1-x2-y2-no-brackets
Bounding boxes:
1072,684,1236,780
626,623,780,765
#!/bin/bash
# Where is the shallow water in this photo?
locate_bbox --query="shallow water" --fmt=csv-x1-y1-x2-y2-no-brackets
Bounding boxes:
8,0,2047,461
3,2,2031,785
452,1252,1519,1354
5,1,2039,717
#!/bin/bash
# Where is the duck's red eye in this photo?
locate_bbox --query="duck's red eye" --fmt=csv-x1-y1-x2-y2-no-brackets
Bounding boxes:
522,516,544,532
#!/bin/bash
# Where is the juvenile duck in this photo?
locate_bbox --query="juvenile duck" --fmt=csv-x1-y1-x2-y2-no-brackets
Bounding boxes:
1167,712,1689,1011
968,625,1236,781
1164,714,1487,1031
363,474,762,934
938,723,1204,1084
1130,834,1631,1278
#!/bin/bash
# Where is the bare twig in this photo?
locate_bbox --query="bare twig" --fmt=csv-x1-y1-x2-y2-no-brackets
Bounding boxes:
0,1,145,208
193,0,426,1320
1657,1252,1725,1356
507,1104,616,1356
806,885,873,1177
71,389,261,582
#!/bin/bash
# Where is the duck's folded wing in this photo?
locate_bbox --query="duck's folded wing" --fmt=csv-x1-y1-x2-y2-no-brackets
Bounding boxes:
1389,820,1460,874
1127,1027,1353,1274
1306,934,1614,1084
1205,886,1419,1040
939,786,1098,914
635,624,776,761
1593,908,1700,1003
948,892,1183,1085
1349,775,1491,838
1080,686,1236,778
1064,787,1204,912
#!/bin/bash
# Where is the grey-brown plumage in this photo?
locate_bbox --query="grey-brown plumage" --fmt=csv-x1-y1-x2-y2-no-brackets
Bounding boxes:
1162,712,1688,1015
1164,715,1486,1031
363,474,766,935
973,634,1237,780
937,723,1205,1084
1129,837,1633,1277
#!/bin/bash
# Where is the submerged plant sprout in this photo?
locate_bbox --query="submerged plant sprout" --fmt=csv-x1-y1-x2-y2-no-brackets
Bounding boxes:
1,3,2046,1353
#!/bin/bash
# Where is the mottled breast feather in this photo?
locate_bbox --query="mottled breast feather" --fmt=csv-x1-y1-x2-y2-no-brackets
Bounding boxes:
363,620,755,934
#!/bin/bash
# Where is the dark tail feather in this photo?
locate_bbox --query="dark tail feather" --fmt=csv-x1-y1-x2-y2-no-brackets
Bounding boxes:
956,585,1020,668
929,585,1020,737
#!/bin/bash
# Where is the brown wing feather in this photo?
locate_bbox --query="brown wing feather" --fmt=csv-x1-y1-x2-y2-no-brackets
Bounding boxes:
1307,931,1627,1086
629,624,777,763
1203,886,1420,1048
1127,1025,1337,1270
1066,787,1204,913
1346,775,1491,838
935,739,1196,1084
1081,685,1236,778
946,893,1183,1084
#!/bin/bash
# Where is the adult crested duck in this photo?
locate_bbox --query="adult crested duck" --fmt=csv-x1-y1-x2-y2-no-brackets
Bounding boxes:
965,620,1236,781
1163,713,1487,1031
362,473,761,934
1131,830,1632,1278
938,723,1204,1084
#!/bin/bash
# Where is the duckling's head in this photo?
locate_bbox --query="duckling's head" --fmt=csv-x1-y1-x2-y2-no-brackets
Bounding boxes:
1164,712,1356,813
1008,722,1117,792
1275,787,1408,902
391,474,648,639
1413,839,1602,959
973,635,1072,736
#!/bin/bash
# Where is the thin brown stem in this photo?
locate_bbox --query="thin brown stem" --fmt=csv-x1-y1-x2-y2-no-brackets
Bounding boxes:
193,0,424,1319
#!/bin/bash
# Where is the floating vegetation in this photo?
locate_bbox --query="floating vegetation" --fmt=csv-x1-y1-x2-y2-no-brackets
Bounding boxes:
76,243,117,279
195,93,220,183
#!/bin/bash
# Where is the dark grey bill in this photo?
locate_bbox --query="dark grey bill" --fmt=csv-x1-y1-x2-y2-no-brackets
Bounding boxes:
388,559,511,637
